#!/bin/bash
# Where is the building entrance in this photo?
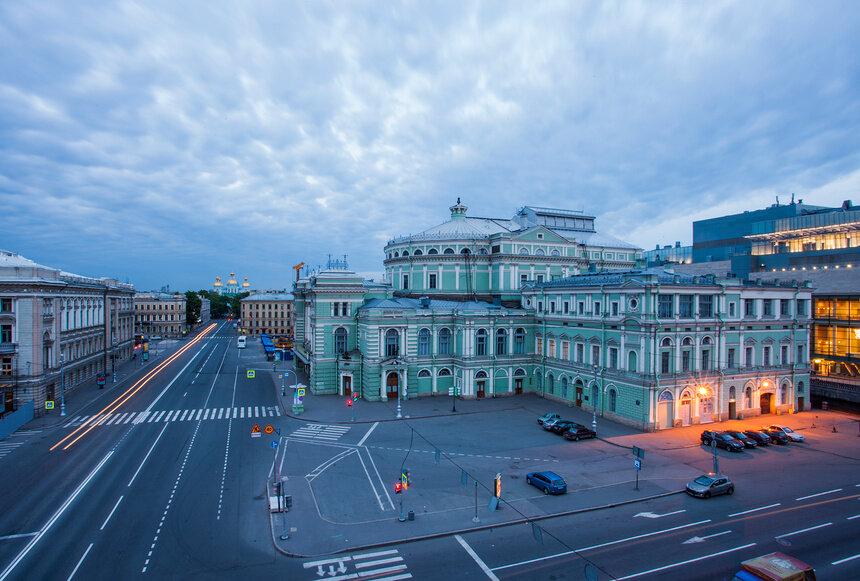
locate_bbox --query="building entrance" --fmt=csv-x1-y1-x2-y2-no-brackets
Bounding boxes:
760,392,774,415
514,378,523,394
476,380,485,398
342,375,351,397
386,372,399,399
575,385,583,407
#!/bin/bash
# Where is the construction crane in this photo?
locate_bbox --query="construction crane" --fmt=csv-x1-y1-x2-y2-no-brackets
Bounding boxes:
293,262,305,282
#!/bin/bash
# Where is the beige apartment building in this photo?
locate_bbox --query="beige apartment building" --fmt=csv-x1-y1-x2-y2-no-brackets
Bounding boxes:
134,293,187,338
240,292,294,337
1,250,135,420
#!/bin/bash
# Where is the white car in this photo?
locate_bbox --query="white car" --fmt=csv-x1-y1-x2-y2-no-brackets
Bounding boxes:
765,425,805,442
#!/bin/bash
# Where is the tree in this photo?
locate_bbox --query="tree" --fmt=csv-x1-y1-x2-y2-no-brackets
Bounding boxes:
197,290,233,319
185,291,202,326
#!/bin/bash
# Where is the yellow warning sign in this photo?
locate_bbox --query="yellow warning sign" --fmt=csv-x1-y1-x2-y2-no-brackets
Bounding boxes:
247,370,255,378
251,423,262,438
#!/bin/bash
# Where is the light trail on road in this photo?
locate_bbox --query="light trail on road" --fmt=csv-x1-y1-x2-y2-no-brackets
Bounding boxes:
50,323,217,451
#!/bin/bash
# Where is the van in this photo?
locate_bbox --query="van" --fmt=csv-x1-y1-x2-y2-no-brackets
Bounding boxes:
732,552,816,581
237,335,246,349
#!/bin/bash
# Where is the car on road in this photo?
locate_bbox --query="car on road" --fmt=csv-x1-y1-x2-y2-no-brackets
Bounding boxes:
563,424,597,441
542,417,565,431
685,473,734,498
701,430,745,452
760,428,790,444
733,552,816,581
724,430,758,449
550,420,579,434
742,430,772,446
537,413,561,426
765,425,806,442
526,471,567,495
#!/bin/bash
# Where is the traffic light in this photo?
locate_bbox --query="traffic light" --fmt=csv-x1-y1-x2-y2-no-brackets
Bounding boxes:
352,391,359,403
273,481,282,496
394,481,402,494
347,398,352,407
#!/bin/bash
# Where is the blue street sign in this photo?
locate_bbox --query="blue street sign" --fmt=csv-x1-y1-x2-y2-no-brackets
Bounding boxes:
271,440,279,449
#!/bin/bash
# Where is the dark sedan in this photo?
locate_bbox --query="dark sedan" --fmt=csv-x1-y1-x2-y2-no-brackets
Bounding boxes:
563,424,597,441
724,430,758,449
760,428,790,444
701,430,745,452
743,430,772,446
550,420,580,434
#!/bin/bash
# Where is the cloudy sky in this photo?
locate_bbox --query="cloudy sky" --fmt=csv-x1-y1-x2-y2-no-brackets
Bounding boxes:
2,1,859,291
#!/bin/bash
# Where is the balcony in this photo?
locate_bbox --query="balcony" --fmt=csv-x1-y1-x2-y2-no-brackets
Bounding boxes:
0,342,16,355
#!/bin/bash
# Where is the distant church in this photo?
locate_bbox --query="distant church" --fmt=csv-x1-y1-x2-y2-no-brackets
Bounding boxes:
212,272,251,295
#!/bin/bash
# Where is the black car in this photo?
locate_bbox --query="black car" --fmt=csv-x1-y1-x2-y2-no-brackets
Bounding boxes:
743,430,772,446
563,424,597,441
760,428,790,444
724,430,758,449
701,430,745,452
550,420,579,434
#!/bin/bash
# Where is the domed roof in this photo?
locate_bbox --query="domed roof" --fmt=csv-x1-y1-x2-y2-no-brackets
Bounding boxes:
391,200,515,243
227,271,237,284
242,277,250,287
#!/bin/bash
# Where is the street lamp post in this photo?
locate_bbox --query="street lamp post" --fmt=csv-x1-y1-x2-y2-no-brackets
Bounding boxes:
112,338,118,383
60,353,66,417
592,365,599,433
396,368,403,419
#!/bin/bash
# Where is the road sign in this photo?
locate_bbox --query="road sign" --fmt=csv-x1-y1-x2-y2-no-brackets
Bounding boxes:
271,440,279,449
297,388,305,397
634,458,642,471
247,370,255,378
632,446,645,459
251,424,262,438
264,425,274,434
45,401,54,410
97,374,106,386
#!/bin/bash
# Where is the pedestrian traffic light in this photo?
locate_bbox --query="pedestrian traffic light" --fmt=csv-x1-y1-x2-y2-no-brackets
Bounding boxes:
394,481,402,494
401,470,409,491
347,398,352,407
494,473,502,498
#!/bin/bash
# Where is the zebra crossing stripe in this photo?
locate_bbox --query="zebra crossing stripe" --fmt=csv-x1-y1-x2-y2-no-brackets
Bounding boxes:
247,406,252,417
254,406,260,417
179,410,188,421
135,412,149,424
217,408,224,420
203,409,210,420
274,407,281,416
124,413,135,424
240,407,244,418
195,409,203,420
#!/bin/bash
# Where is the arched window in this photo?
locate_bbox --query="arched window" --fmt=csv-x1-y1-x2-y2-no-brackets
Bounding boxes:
438,368,451,376
443,248,455,254
780,383,788,405
394,251,399,257
386,329,399,357
609,389,617,412
702,336,712,345
514,368,526,377
334,327,347,355
551,249,560,256
561,376,568,398
627,350,637,372
745,386,752,408
475,370,488,379
428,248,438,255
496,329,507,355
519,247,529,255
661,337,673,347
414,249,423,256
418,328,431,356
402,250,409,257
536,373,542,391
476,329,488,356
682,337,693,346
418,369,431,378
535,248,545,256
547,373,554,394
478,248,488,255
438,328,451,355
460,248,471,254
514,328,526,354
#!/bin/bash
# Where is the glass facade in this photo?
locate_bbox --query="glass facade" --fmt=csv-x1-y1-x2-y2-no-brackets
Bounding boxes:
813,297,860,379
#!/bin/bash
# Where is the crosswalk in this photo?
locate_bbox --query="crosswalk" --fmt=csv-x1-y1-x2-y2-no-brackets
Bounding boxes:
290,424,351,442
303,549,411,580
64,406,281,428
0,440,25,460
0,429,40,460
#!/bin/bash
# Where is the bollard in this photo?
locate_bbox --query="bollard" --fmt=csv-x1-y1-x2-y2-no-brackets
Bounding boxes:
408,510,415,521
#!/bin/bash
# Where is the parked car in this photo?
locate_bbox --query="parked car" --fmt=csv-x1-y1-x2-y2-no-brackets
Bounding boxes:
543,417,564,431
742,430,772,446
760,428,790,444
537,413,561,426
685,473,734,498
563,424,597,441
550,420,579,434
701,430,745,452
724,430,758,449
765,425,806,442
526,471,567,495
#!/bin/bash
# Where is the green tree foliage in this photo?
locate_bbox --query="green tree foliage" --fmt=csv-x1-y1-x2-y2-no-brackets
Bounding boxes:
185,291,202,326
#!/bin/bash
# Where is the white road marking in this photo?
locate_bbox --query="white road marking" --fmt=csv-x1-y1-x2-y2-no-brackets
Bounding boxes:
615,544,757,580
832,553,860,565
456,535,499,581
775,522,832,538
100,496,123,530
67,543,93,581
128,423,170,488
357,422,379,447
796,489,842,501
728,503,780,517
634,510,685,519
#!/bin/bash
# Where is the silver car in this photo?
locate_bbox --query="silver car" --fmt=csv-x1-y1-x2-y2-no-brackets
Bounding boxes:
766,425,806,442
686,473,734,498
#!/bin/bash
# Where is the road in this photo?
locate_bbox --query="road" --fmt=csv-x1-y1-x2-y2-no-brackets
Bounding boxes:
0,322,858,580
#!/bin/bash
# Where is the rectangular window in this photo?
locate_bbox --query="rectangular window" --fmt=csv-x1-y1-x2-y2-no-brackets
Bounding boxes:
563,302,569,314
342,302,348,316
763,299,773,317
701,350,710,370
578,301,585,315
1,325,13,343
745,347,753,367
611,302,619,317
727,348,736,368
576,343,584,363
514,331,524,355
797,299,807,316
763,346,771,366
729,302,736,317
681,351,690,372
536,274,544,283
538,301,543,313
592,345,600,366
562,342,569,360
781,345,788,365
548,339,555,358
744,299,756,317
780,299,790,316
0,298,12,313
594,302,601,316
536,338,543,356
658,295,674,318
402,274,409,290
679,295,693,318
550,302,555,313
609,347,618,369
520,274,528,285
699,295,713,318
797,344,805,365
332,303,339,317
661,351,670,373
429,274,437,289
